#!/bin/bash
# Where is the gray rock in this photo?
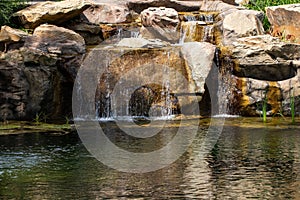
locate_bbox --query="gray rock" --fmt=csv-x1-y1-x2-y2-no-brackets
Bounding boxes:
181,42,216,93
116,38,170,48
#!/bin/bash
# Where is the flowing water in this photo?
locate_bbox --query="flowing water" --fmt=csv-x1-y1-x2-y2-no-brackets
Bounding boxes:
1,117,300,199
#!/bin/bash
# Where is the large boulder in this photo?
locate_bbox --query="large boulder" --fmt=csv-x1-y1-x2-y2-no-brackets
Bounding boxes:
82,1,132,24
12,0,90,29
200,1,264,45
0,26,30,52
0,50,59,121
24,24,86,81
25,24,85,57
140,7,180,42
0,24,87,121
266,4,300,43
230,35,300,81
222,10,264,45
181,42,216,94
63,19,103,45
221,35,300,116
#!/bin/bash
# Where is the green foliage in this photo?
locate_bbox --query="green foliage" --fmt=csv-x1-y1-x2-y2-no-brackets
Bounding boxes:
246,0,300,31
0,0,28,27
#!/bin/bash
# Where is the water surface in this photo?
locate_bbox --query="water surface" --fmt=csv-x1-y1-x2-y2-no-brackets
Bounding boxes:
0,118,299,199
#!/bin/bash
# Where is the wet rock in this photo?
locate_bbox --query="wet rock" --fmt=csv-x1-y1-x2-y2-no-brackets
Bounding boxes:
266,3,300,43
230,35,300,81
116,38,170,48
221,35,300,116
140,7,180,42
181,42,216,93
12,0,90,29
83,1,132,24
0,26,30,52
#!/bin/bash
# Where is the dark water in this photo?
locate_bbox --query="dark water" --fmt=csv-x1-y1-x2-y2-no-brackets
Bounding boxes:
0,118,300,199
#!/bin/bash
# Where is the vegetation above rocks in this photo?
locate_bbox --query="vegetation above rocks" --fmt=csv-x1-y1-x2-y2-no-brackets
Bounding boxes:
0,0,29,27
246,0,300,31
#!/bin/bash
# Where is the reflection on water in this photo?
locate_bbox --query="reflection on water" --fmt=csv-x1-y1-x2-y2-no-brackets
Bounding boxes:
0,118,300,199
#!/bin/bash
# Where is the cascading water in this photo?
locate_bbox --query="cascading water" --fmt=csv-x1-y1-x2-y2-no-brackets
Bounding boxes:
179,12,218,44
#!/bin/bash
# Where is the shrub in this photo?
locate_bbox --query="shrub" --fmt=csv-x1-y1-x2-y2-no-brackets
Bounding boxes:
0,0,28,27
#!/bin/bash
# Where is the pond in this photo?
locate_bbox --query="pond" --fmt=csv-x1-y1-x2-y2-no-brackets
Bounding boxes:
0,117,300,199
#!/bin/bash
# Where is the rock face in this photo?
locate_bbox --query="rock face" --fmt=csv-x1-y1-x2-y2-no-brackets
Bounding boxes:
222,11,264,45
200,1,265,45
140,7,180,42
92,40,217,117
12,0,90,29
63,19,103,45
0,24,86,121
266,4,300,43
82,2,131,24
222,35,300,116
0,26,30,52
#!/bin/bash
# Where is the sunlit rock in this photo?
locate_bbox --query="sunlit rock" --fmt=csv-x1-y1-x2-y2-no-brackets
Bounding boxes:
221,35,300,116
116,38,170,48
83,1,132,24
127,0,201,13
230,35,300,81
0,26,30,52
266,3,300,43
140,7,180,42
12,0,90,29
181,42,216,94
25,24,85,56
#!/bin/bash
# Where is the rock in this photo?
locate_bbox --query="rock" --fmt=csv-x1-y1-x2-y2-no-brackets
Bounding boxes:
181,42,216,93
0,51,56,121
12,0,90,29
24,24,85,56
140,7,180,42
222,10,264,45
219,35,300,116
266,4,300,43
24,24,86,81
63,19,103,45
127,0,201,13
227,71,300,116
230,35,300,81
116,38,170,48
199,1,264,45
82,2,131,24
0,26,30,52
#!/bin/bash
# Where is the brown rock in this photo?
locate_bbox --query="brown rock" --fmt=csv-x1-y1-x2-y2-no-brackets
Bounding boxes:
266,4,300,43
230,35,300,81
24,24,85,56
140,7,180,42
0,26,30,52
12,0,90,29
